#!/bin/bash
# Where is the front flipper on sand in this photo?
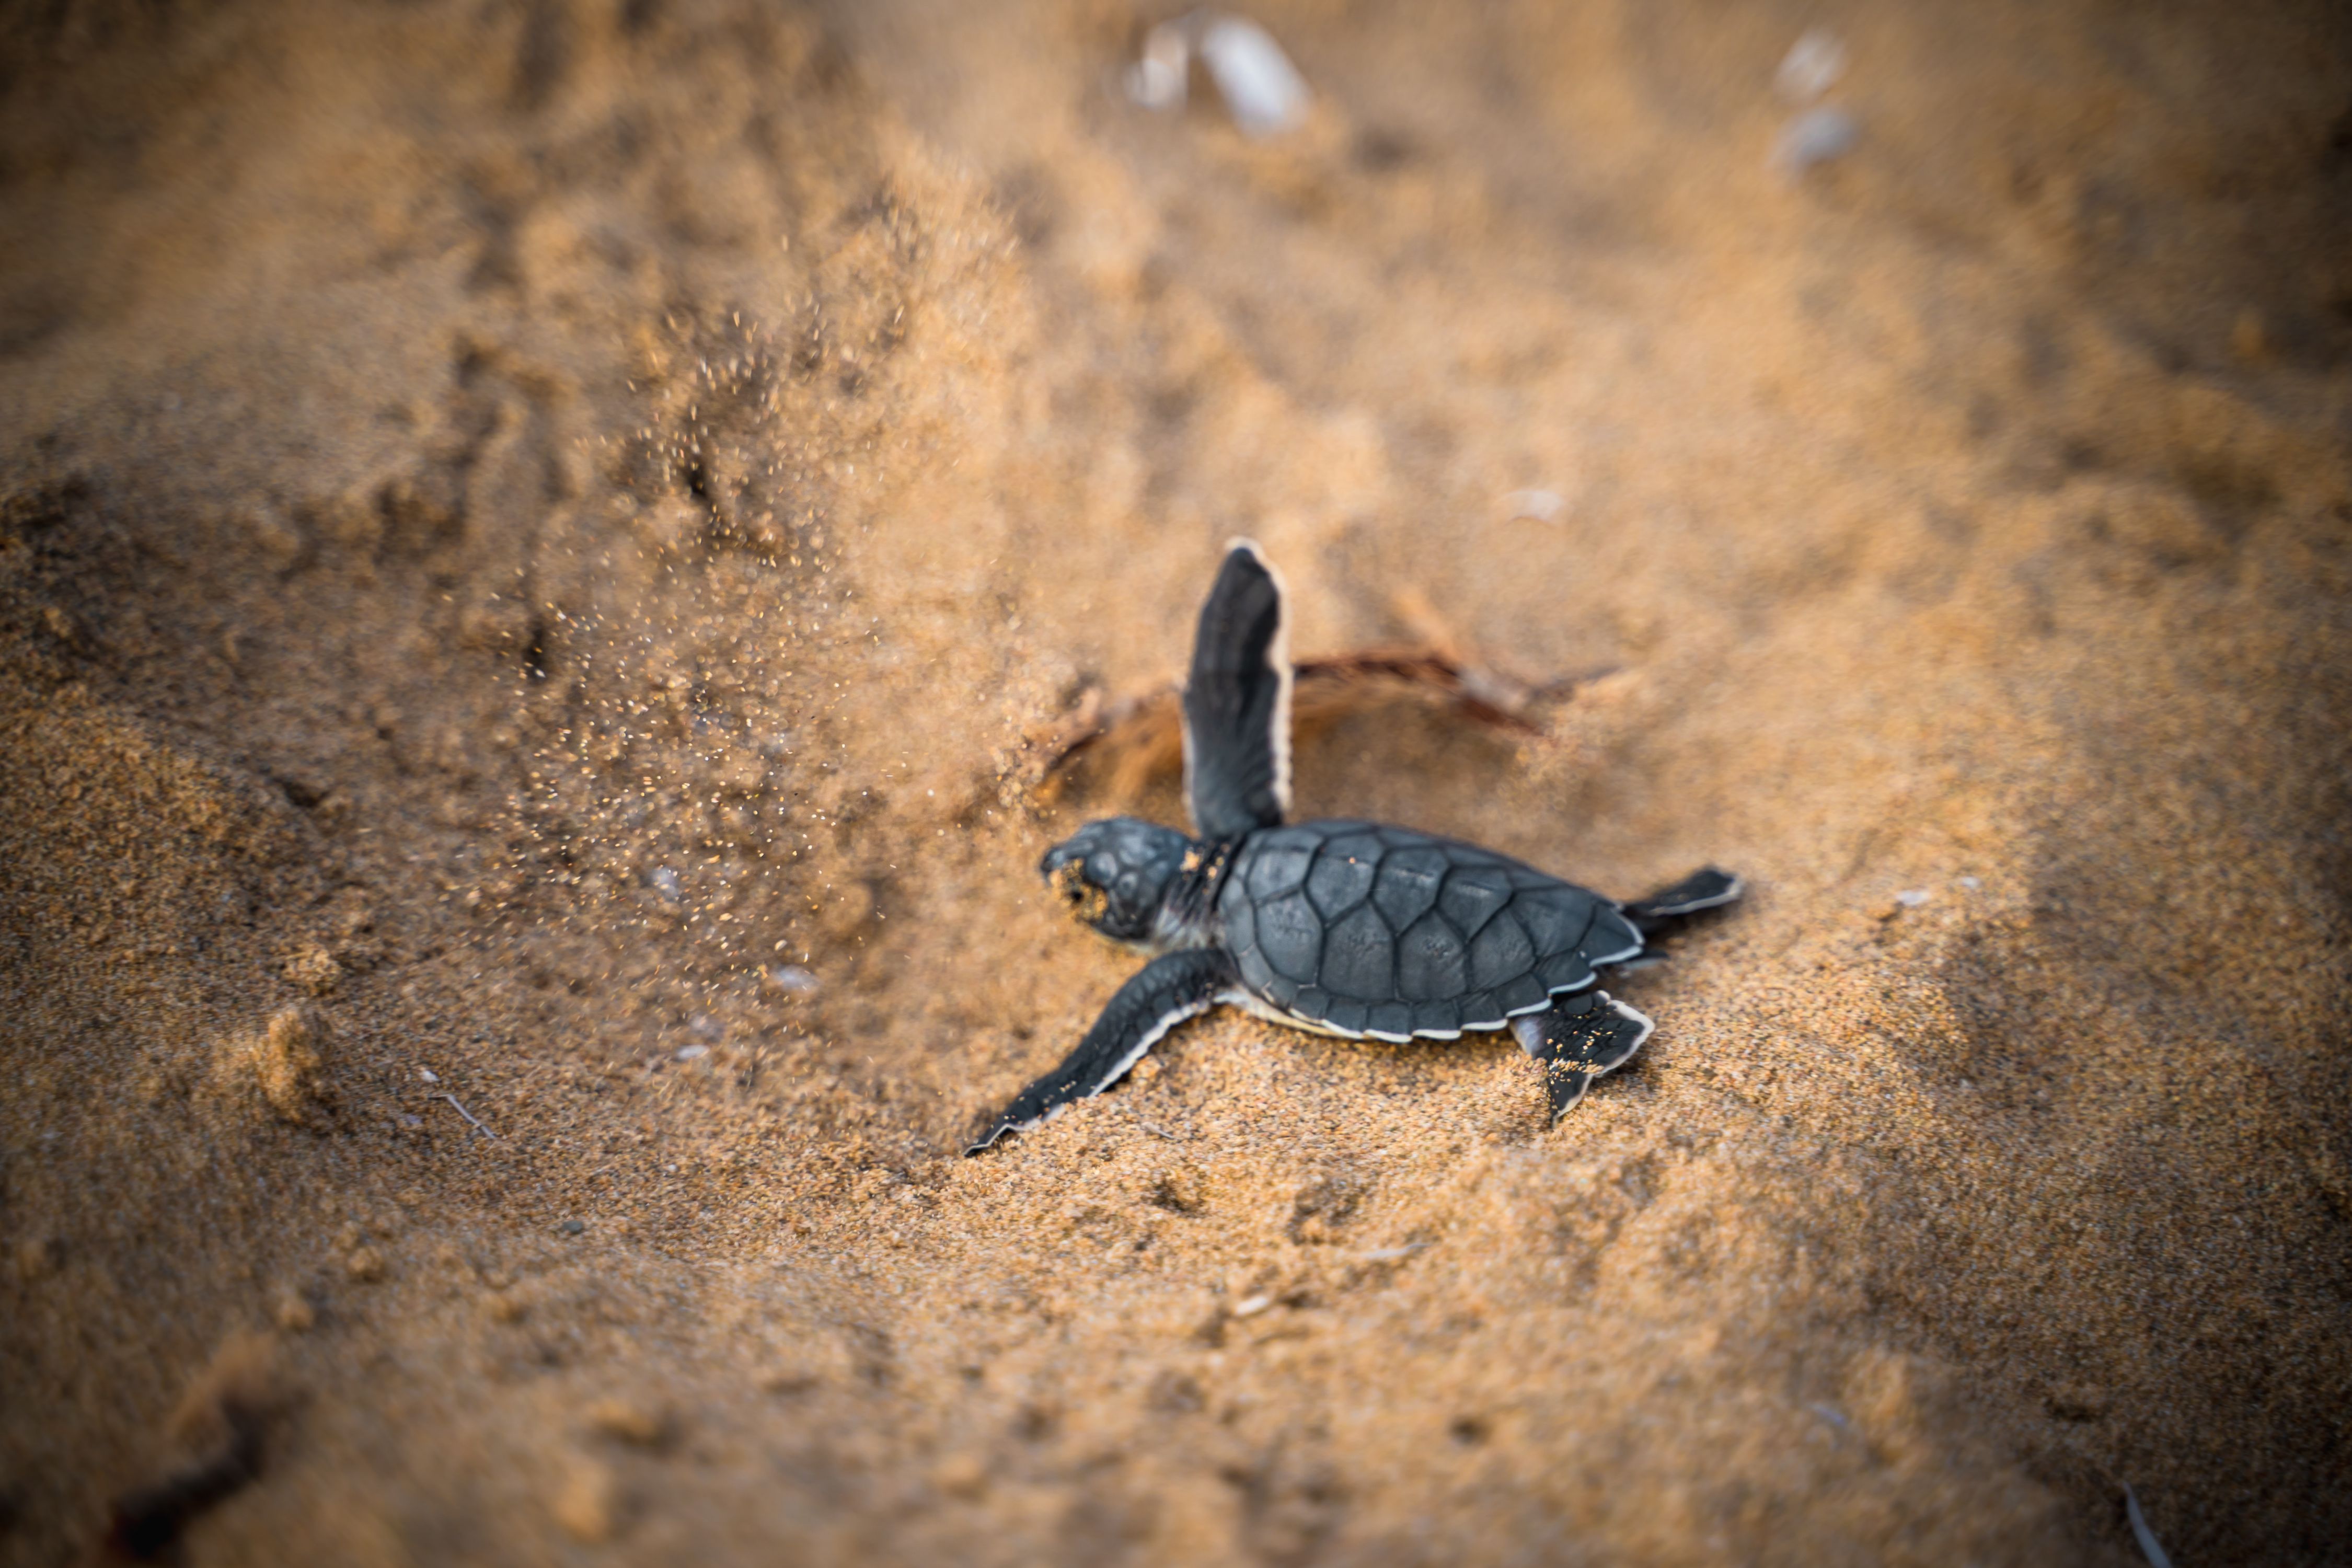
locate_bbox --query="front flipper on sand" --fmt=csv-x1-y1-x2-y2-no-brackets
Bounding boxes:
1511,990,1655,1121
967,948,1236,1155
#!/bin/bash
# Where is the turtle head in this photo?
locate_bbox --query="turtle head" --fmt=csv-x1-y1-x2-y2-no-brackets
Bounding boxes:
1040,817,1193,947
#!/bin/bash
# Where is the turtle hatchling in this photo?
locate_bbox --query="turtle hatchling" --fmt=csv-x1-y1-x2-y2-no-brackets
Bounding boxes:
967,542,1741,1154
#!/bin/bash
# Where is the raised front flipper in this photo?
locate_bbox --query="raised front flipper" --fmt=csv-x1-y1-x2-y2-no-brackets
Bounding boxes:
967,948,1236,1155
1182,540,1293,840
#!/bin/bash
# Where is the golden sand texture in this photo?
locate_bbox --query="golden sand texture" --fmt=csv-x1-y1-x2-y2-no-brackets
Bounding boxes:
3,2,2348,1563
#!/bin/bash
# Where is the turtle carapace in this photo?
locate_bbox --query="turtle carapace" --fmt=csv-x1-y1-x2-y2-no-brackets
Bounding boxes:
967,541,1741,1155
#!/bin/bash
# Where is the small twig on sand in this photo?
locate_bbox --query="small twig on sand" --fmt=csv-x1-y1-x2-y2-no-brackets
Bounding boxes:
442,1093,497,1139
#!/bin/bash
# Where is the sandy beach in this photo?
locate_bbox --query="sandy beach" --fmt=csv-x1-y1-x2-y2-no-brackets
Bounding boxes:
3,2,2348,1562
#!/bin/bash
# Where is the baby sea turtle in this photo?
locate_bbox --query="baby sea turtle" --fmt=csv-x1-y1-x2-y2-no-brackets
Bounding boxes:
968,542,1740,1154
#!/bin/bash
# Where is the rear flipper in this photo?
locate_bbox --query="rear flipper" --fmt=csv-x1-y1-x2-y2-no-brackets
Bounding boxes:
967,948,1235,1155
1511,990,1655,1121
1624,867,1742,937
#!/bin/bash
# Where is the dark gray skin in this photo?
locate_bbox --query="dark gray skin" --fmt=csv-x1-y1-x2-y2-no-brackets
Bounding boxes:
968,543,1740,1155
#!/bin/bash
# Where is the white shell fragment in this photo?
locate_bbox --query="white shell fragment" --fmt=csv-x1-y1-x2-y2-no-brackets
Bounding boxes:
1231,1292,1275,1317
1198,17,1309,136
1895,888,1932,908
766,963,819,994
1775,29,1847,104
1773,106,1859,176
1502,488,1567,523
1125,21,1190,110
1125,11,1309,139
676,1043,710,1062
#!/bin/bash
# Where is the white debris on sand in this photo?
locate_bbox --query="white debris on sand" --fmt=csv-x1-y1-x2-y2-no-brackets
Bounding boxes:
1126,19,1191,111
1775,29,1847,104
1126,11,1310,139
1774,106,1859,176
1502,488,1567,523
1771,29,1857,178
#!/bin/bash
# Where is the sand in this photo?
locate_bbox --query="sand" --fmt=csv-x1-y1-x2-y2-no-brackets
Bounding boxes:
3,1,2348,1562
